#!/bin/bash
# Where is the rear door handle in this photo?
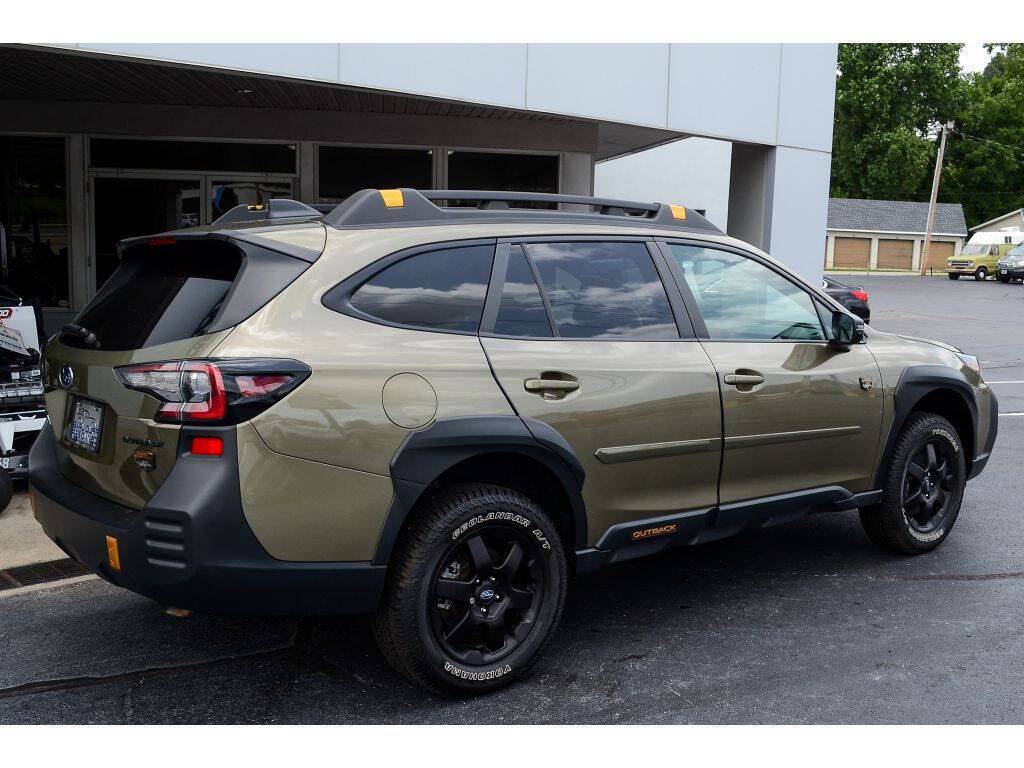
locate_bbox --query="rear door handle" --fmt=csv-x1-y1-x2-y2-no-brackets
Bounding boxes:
723,373,764,386
524,378,580,393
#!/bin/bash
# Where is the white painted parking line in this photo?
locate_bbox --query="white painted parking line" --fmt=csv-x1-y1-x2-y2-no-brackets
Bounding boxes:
988,380,1024,384
999,412,1024,416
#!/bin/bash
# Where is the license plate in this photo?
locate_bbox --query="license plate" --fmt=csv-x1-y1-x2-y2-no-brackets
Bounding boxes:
1002,270,1008,275
65,396,104,453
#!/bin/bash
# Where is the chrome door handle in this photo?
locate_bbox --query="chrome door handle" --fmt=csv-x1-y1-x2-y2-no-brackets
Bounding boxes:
524,379,580,393
723,373,764,386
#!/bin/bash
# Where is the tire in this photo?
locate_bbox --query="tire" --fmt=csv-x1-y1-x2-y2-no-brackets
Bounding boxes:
0,470,12,514
975,267,988,281
373,483,567,695
948,273,959,280
860,412,966,554
997,275,1009,283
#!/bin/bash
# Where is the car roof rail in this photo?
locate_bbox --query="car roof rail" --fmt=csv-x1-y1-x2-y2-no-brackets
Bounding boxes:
212,198,324,226
322,188,722,233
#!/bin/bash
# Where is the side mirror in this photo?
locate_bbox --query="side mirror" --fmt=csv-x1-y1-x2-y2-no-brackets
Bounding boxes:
831,310,864,346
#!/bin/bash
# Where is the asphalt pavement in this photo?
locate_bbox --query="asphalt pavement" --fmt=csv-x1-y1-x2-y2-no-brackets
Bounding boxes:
1,274,1022,724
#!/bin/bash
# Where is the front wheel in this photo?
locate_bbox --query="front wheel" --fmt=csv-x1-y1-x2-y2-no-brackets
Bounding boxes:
975,267,988,281
374,483,567,694
948,273,960,280
860,412,966,554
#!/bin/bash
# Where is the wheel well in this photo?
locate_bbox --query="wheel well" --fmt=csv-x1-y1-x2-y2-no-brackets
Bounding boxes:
910,388,976,471
419,452,578,560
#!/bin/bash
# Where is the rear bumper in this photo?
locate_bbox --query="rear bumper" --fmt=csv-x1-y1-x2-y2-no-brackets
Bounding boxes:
29,423,385,615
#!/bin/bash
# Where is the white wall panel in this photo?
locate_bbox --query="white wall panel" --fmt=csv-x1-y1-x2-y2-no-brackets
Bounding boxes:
777,44,838,153
667,44,782,146
767,146,832,283
525,44,670,127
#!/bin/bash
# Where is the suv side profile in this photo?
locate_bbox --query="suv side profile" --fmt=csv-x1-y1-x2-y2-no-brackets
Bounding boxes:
30,189,997,694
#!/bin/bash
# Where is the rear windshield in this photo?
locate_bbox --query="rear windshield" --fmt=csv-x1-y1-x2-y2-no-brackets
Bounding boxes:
70,241,241,351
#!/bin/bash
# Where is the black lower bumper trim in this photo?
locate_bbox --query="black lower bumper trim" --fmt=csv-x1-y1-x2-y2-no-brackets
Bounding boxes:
29,423,385,615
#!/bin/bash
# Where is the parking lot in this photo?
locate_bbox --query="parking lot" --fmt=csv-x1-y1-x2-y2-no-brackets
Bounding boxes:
1,274,1022,724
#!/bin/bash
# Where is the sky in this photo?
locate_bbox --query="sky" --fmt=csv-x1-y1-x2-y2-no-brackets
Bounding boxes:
960,42,994,73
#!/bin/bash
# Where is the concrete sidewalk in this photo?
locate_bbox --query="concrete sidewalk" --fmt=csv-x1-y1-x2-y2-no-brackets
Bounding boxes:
0,487,65,569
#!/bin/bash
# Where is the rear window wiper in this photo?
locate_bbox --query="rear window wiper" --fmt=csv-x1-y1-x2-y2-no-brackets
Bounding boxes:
60,324,102,349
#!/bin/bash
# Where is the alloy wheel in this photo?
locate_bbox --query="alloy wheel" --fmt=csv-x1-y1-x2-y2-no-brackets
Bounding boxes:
429,525,545,666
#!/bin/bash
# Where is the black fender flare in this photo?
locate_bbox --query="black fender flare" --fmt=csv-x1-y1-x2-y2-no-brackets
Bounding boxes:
371,416,587,565
873,364,979,487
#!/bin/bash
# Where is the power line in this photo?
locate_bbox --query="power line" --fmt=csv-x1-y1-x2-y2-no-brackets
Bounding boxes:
951,128,1024,159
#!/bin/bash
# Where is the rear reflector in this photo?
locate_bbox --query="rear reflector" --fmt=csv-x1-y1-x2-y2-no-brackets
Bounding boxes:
190,436,224,456
106,535,121,571
148,237,177,246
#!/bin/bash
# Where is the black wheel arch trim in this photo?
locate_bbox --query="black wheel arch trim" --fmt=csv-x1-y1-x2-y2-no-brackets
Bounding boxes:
372,415,587,565
874,364,983,488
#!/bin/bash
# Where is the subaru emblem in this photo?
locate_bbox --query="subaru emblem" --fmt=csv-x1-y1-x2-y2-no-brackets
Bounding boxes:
59,364,75,389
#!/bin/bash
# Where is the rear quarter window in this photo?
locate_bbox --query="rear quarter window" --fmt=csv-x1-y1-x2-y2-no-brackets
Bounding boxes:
335,244,494,333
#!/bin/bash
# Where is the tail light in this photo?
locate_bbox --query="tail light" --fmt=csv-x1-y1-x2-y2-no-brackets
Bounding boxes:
115,358,310,425
850,290,868,303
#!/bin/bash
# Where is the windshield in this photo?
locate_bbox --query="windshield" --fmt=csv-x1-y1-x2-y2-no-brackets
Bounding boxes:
960,244,992,256
1006,245,1024,259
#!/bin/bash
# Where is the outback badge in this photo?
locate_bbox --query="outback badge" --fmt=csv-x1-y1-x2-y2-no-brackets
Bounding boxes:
132,448,156,472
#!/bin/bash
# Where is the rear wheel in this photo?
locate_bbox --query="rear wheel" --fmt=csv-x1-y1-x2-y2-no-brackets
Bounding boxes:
948,273,959,280
374,483,566,694
975,266,988,281
860,412,966,554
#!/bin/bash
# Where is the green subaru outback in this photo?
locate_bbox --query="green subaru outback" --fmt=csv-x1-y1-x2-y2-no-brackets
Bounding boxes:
30,189,997,694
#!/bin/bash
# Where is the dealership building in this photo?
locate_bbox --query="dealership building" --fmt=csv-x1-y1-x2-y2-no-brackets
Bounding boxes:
0,43,838,333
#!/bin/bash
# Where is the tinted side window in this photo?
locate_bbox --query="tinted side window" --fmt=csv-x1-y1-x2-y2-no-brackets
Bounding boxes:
669,244,824,341
524,242,677,339
493,247,553,337
348,245,493,332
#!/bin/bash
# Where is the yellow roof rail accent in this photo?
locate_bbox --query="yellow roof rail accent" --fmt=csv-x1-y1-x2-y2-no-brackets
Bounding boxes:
379,189,405,208
669,204,687,221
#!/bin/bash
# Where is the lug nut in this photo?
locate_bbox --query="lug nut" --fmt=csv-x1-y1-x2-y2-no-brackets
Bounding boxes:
489,576,497,582
495,594,502,602
469,597,476,605
480,607,488,615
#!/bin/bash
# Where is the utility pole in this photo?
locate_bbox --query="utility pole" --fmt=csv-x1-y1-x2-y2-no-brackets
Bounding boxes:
920,121,954,275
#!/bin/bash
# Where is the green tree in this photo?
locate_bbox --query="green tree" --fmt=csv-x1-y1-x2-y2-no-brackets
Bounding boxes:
943,44,1024,227
831,44,965,200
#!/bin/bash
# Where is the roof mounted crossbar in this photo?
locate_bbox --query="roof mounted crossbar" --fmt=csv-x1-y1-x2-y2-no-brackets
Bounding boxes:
322,188,722,234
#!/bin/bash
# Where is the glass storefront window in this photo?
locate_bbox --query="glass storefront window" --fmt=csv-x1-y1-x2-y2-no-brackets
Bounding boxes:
90,139,296,175
318,146,433,202
446,151,559,208
0,136,70,308
93,177,203,289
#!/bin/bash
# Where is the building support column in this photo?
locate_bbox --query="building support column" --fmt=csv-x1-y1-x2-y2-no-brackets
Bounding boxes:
868,237,879,271
911,238,922,272
825,234,835,269
728,144,831,282
68,134,89,313
298,141,316,203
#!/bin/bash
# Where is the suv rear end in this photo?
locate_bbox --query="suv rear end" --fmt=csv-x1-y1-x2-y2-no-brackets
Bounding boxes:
29,215,383,613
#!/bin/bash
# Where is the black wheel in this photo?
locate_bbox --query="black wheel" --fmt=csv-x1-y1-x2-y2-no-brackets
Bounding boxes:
975,267,988,281
997,274,1009,283
374,483,566,694
948,273,959,280
0,470,12,514
860,412,966,554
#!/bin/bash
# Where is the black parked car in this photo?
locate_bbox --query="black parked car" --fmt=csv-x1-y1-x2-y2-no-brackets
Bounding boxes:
822,275,870,323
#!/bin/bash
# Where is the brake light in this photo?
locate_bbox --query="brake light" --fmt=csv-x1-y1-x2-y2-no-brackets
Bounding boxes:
148,237,177,246
115,359,309,425
850,290,868,302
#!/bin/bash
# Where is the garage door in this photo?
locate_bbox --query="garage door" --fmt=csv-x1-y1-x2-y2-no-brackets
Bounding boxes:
877,239,913,270
923,240,954,273
833,237,870,269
